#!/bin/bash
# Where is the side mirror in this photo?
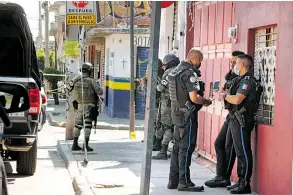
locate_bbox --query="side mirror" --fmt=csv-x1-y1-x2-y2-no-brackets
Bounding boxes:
0,82,30,114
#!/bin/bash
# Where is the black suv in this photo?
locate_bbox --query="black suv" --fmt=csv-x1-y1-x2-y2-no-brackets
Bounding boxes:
0,3,42,175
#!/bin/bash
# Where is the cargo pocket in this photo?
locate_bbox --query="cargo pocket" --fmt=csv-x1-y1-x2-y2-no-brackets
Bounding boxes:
171,110,185,127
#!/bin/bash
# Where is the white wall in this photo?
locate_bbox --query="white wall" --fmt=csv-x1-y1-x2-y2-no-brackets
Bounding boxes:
58,3,66,15
105,33,150,79
159,4,175,60
177,1,187,60
158,2,187,61
67,58,79,74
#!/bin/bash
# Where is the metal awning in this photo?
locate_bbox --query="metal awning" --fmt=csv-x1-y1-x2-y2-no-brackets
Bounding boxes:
49,1,65,12
86,27,150,41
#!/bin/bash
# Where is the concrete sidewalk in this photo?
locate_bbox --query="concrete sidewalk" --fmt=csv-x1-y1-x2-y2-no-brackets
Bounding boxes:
57,130,244,195
46,99,145,130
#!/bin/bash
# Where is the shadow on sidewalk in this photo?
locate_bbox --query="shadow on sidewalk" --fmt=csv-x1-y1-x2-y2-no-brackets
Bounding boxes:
60,139,232,195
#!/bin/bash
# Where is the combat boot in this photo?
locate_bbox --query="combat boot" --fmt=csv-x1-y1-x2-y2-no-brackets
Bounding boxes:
83,138,94,152
177,182,204,192
167,180,195,190
152,144,168,160
205,176,231,188
230,180,251,194
227,180,241,191
167,180,179,189
152,138,162,151
72,137,82,151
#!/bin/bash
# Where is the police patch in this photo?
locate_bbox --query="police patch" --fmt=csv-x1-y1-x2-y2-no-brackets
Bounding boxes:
190,76,197,83
194,83,200,91
241,83,248,91
161,79,168,86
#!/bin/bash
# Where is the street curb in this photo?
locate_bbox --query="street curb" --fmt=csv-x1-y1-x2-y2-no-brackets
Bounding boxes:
47,112,66,128
57,140,95,195
48,112,145,130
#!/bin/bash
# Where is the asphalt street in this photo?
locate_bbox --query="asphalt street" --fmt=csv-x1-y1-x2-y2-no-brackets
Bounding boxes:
6,123,74,195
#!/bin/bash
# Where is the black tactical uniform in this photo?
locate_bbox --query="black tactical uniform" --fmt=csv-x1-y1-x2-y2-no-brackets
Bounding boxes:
225,73,262,194
206,71,262,194
167,61,205,192
206,70,240,188
224,73,261,194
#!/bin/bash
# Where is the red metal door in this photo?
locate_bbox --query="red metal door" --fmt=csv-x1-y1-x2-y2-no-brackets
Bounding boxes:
186,2,234,161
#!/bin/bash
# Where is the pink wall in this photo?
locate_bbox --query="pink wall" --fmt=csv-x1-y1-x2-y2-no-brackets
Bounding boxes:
233,2,293,195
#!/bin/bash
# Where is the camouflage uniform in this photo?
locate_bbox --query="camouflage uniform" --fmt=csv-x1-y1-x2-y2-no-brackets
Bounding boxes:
152,54,180,160
155,67,175,145
67,63,103,151
144,60,165,151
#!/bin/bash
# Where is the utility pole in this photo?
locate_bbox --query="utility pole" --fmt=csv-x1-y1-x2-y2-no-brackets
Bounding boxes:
65,73,75,140
37,1,43,50
44,1,50,67
54,35,58,69
129,1,136,140
140,2,161,195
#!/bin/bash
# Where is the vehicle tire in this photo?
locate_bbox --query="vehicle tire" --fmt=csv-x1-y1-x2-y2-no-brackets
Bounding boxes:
38,108,45,132
42,109,47,124
16,139,37,176
0,157,9,195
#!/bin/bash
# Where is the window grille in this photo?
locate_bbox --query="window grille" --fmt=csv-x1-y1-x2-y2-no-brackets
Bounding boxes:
254,27,277,125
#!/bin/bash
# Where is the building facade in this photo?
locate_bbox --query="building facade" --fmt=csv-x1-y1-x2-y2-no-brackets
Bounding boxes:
186,2,293,195
103,32,150,118
86,2,187,119
86,1,153,119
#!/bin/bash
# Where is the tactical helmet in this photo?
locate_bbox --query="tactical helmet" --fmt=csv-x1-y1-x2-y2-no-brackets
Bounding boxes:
163,54,180,65
158,59,163,69
81,62,93,72
169,49,178,57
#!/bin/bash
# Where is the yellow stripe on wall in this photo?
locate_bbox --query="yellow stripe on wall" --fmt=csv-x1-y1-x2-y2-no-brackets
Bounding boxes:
105,80,130,90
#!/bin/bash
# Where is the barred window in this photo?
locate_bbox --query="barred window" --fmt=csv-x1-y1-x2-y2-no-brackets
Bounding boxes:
254,27,277,125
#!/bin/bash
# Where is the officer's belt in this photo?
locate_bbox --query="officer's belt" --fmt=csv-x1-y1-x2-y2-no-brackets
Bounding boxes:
76,99,93,104
174,108,188,112
227,107,246,127
78,103,95,109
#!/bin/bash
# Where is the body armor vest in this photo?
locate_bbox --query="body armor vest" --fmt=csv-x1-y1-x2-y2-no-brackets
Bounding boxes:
224,71,238,110
168,66,205,109
228,75,263,115
225,76,242,111
73,76,96,104
161,67,176,107
224,71,238,91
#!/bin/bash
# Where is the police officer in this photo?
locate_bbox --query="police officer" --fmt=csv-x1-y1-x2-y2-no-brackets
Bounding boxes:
141,59,165,150
151,59,166,151
67,62,103,152
205,51,245,188
152,54,180,160
217,54,261,194
167,49,212,191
